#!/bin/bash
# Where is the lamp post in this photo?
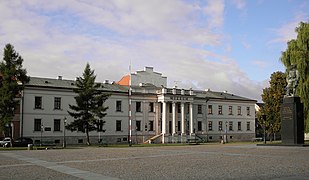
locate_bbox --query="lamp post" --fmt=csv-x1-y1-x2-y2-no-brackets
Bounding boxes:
225,121,228,143
262,115,266,144
63,117,67,148
40,124,44,146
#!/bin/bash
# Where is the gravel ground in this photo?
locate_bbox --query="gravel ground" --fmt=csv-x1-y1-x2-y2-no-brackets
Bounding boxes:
0,143,309,179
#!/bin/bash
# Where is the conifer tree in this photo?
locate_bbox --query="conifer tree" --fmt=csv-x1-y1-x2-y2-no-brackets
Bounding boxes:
280,21,309,132
0,44,29,137
67,63,109,145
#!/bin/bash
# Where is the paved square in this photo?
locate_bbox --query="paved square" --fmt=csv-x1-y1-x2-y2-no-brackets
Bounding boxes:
0,144,309,179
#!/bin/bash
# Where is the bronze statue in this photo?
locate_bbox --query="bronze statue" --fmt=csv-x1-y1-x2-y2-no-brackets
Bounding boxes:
285,64,299,97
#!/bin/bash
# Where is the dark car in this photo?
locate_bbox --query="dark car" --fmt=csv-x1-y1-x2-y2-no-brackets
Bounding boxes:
12,137,33,147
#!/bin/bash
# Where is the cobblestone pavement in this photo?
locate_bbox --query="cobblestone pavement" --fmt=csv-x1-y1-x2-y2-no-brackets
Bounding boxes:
0,143,309,180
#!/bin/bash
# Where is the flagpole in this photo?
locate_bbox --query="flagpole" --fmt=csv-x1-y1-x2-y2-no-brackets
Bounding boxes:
129,62,132,146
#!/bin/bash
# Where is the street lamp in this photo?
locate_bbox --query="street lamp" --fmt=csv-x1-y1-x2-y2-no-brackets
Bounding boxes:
63,117,67,148
225,121,228,143
40,124,44,146
262,115,266,144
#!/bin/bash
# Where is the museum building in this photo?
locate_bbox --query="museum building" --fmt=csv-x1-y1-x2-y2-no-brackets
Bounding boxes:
13,67,257,145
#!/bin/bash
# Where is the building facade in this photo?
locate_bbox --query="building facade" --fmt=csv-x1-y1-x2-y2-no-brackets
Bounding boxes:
16,67,256,145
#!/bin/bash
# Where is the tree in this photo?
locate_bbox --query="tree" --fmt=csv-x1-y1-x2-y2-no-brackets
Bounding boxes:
0,44,29,138
67,63,109,145
260,71,287,141
280,21,309,132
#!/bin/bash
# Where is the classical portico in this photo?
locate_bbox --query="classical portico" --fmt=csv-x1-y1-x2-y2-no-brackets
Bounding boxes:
158,87,195,143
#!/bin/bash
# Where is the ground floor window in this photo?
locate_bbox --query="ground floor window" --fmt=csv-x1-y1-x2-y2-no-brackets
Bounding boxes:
136,120,141,131
247,122,251,131
116,120,122,131
34,119,41,131
149,121,154,131
238,122,242,131
197,121,202,131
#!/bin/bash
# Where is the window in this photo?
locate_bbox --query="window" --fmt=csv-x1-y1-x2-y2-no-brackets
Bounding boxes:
229,121,233,131
149,121,154,131
149,102,154,112
136,120,141,131
35,96,42,109
116,101,122,112
247,122,251,131
198,105,202,114
218,121,223,131
208,121,213,131
198,121,202,131
116,120,122,131
54,119,61,131
229,106,233,115
246,107,250,116
34,119,41,131
237,106,242,115
136,102,141,112
177,104,181,113
169,103,173,113
54,97,61,110
238,122,242,131
208,105,213,114
178,121,181,131
218,105,223,115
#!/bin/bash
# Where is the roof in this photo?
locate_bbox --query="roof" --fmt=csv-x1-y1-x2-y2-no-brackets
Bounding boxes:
26,77,129,93
191,90,256,102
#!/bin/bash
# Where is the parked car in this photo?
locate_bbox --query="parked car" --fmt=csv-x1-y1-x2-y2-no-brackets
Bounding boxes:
12,137,33,147
0,137,12,147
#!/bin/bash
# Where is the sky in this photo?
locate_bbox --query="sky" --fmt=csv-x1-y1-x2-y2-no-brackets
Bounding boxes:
0,0,308,102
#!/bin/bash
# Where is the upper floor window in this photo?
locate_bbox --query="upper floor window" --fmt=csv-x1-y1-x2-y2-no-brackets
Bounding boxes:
198,105,202,114
54,119,61,131
149,102,154,112
54,97,61,110
237,106,242,115
35,96,42,109
208,105,213,114
246,107,250,116
136,102,141,112
218,105,223,115
116,101,122,112
177,104,181,113
228,106,233,115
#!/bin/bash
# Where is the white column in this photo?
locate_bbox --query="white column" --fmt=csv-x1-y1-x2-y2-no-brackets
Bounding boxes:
162,101,167,143
190,103,194,135
172,102,176,135
181,103,185,135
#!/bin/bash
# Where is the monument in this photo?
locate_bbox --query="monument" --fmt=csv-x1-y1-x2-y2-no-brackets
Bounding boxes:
280,64,304,145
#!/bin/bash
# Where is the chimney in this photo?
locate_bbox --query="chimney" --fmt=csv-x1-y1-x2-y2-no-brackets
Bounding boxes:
57,76,62,80
104,80,109,84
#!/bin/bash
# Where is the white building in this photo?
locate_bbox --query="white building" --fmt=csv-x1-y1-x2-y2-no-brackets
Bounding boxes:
17,67,256,145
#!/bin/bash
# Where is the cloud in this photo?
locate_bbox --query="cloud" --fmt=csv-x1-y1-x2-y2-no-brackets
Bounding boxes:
269,12,308,44
0,0,263,102
231,0,246,9
203,0,225,29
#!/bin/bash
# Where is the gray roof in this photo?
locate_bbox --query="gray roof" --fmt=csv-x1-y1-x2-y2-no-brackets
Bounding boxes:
26,77,129,93
194,90,256,102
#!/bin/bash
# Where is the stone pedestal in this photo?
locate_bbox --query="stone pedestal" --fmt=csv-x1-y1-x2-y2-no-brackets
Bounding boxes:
280,97,304,145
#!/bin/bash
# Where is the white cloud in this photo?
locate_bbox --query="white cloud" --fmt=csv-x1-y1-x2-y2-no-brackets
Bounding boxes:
0,0,263,101
231,0,246,9
269,12,308,44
